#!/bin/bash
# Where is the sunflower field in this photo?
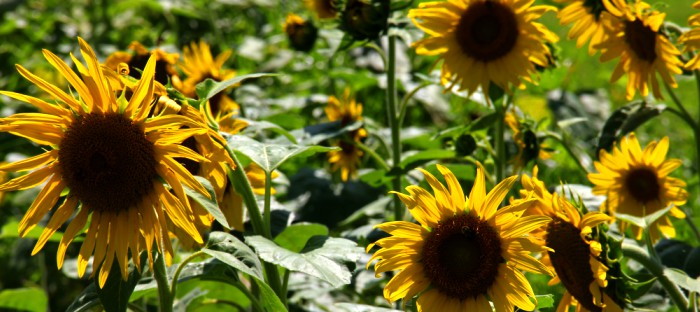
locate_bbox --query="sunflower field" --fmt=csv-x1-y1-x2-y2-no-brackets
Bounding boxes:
3,0,700,311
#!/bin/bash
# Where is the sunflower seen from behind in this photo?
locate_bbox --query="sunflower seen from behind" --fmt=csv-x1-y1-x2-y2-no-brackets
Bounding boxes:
558,0,610,55
588,133,687,242
325,88,367,181
597,0,682,100
368,164,552,311
173,41,238,117
283,13,318,52
408,0,558,94
0,38,213,287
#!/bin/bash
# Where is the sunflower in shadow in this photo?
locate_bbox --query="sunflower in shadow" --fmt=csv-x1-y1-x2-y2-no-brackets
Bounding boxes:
588,133,687,242
105,41,179,86
511,169,624,311
368,163,552,311
0,38,213,287
597,0,682,99
505,111,551,172
172,41,238,118
408,0,558,94
558,0,611,55
325,88,367,181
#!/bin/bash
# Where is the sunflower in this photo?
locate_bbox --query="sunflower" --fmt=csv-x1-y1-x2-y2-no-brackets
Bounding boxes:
512,169,623,311
408,0,558,94
283,13,318,52
678,2,700,70
172,41,238,117
0,38,212,287
505,111,551,172
597,0,683,100
305,0,337,19
588,133,687,241
558,0,610,55
325,88,367,181
105,41,180,86
368,164,552,311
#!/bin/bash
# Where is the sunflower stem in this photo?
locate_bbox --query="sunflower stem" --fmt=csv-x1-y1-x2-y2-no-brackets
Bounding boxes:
264,171,273,238
225,146,266,238
622,242,689,311
493,99,506,182
170,251,206,300
386,34,403,221
154,252,174,312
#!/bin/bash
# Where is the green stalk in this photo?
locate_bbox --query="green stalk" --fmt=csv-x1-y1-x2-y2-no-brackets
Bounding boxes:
386,34,402,221
261,170,285,304
622,243,688,311
264,171,273,238
170,251,206,299
153,253,173,312
494,102,506,182
355,140,391,171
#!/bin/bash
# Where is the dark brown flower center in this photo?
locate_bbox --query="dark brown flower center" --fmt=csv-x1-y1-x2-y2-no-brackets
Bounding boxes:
455,1,519,62
624,19,657,62
422,213,503,300
625,167,660,203
583,0,607,20
546,217,601,312
58,113,157,213
128,54,173,85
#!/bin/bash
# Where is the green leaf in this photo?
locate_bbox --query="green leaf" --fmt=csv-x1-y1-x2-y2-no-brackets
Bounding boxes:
227,135,338,172
253,278,288,312
468,111,499,132
183,177,230,229
195,73,278,103
596,101,665,154
533,294,555,309
205,232,263,279
96,256,145,312
239,118,298,143
398,149,456,171
665,268,700,292
274,223,329,253
246,235,364,288
0,288,48,312
615,205,673,229
0,219,67,242
292,120,363,145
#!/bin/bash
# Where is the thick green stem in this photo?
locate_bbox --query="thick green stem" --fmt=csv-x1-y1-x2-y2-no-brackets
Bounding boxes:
261,170,285,304
264,171,273,238
153,253,173,312
622,243,688,311
386,34,402,221
494,104,506,182
170,251,206,299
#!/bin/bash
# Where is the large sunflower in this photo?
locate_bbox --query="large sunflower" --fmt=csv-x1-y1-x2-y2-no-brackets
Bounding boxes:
368,164,552,311
0,38,211,287
597,0,683,100
678,2,700,70
105,41,180,85
588,133,687,241
325,88,367,181
172,41,238,117
512,170,622,311
408,0,558,94
558,0,610,55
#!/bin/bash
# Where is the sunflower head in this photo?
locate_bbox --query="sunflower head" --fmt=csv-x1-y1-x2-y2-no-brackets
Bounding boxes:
505,112,551,171
0,38,217,287
326,89,367,181
305,0,338,19
558,0,611,55
339,0,390,41
105,41,180,85
409,0,558,94
369,164,552,311
588,133,687,242
678,1,700,70
597,0,682,99
283,13,318,52
172,40,238,117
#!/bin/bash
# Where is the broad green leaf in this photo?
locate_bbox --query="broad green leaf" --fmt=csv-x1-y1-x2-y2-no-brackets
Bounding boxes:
398,149,456,171
239,118,297,143
227,135,338,172
195,73,278,103
205,231,263,279
533,294,554,309
274,223,329,253
664,268,700,292
0,219,66,242
253,278,288,312
183,177,230,229
0,288,48,312
596,101,665,154
292,120,363,145
615,205,672,229
246,235,364,287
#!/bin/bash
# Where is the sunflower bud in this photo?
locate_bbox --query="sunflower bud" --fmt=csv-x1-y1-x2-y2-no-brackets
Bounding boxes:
340,0,389,41
283,13,318,52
